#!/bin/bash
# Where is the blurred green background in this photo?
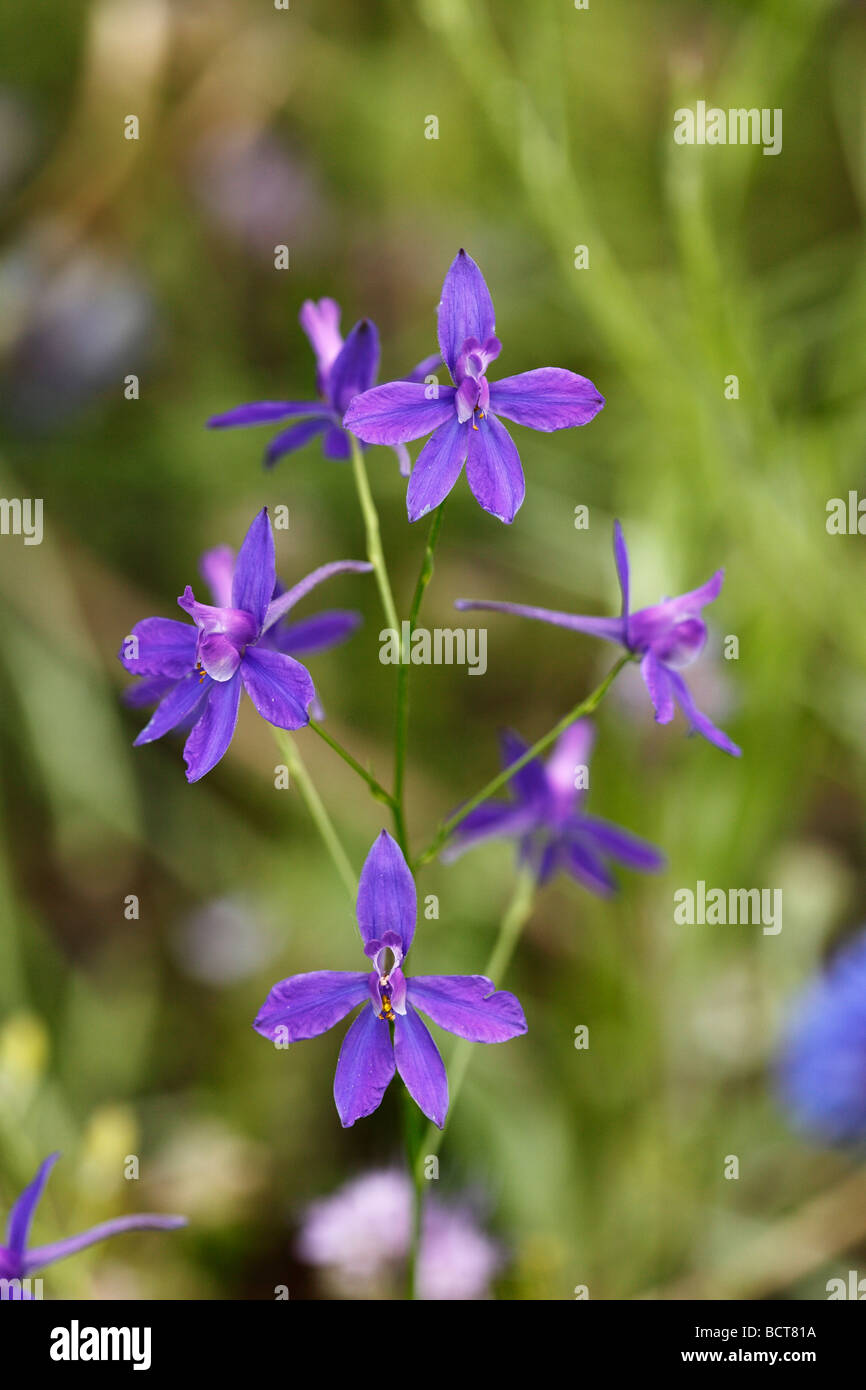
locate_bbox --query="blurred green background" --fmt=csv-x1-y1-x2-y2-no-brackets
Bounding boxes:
1,0,865,1299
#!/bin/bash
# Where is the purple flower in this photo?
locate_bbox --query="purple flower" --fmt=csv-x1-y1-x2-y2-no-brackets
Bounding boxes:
3,243,154,428
0,1152,186,1296
254,830,527,1128
444,720,665,891
777,929,866,1146
456,521,741,757
343,249,605,524
187,127,324,260
124,536,364,726
207,298,439,474
119,507,372,782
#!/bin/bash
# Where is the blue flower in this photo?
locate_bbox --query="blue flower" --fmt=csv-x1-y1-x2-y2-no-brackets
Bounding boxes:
777,928,866,1145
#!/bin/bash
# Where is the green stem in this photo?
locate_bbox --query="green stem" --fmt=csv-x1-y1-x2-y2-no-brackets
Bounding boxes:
401,1086,425,1300
347,430,408,848
271,730,357,904
308,718,396,811
393,503,446,854
348,430,400,635
414,653,632,868
412,868,536,1185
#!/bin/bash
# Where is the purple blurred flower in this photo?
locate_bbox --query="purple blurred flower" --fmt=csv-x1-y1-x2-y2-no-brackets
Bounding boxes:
208,298,439,473
444,720,664,891
298,1168,501,1300
254,830,527,1128
0,1153,185,1297
343,249,605,524
457,521,741,756
1,241,154,428
119,507,371,782
188,128,323,259
777,929,866,1146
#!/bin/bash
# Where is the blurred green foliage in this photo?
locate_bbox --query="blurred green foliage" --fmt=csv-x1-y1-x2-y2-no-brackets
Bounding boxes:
1,0,865,1299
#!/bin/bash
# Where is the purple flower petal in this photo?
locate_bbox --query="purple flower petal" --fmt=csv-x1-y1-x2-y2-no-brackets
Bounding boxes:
334,1005,396,1127
408,975,527,1043
299,297,343,388
628,571,725,649
465,413,524,523
231,508,275,631
343,381,456,445
533,840,563,885
198,631,243,681
572,815,665,873
500,729,548,805
240,647,314,730
328,319,380,414
544,721,595,804
254,971,370,1042
265,417,328,468
6,1153,59,1256
24,1214,187,1275
488,368,604,431
666,668,742,757
406,415,469,522
652,617,709,669
182,671,242,781
262,560,373,632
564,838,618,896
437,250,496,381
455,376,478,423
393,1005,449,1129
357,829,417,954
0,1258,26,1287
134,670,211,746
274,609,361,656
177,589,259,647
393,442,411,477
640,650,675,723
613,520,630,623
123,674,177,709
208,400,328,428
199,545,235,608
119,617,197,678
453,598,625,644
441,801,539,861
322,425,351,460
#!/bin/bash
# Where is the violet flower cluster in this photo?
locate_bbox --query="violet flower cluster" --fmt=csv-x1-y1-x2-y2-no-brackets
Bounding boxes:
106,247,744,1297
1,1153,185,1297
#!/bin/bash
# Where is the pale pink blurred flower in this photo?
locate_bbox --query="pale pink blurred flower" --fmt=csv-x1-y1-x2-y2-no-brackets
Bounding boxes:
297,1169,502,1300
